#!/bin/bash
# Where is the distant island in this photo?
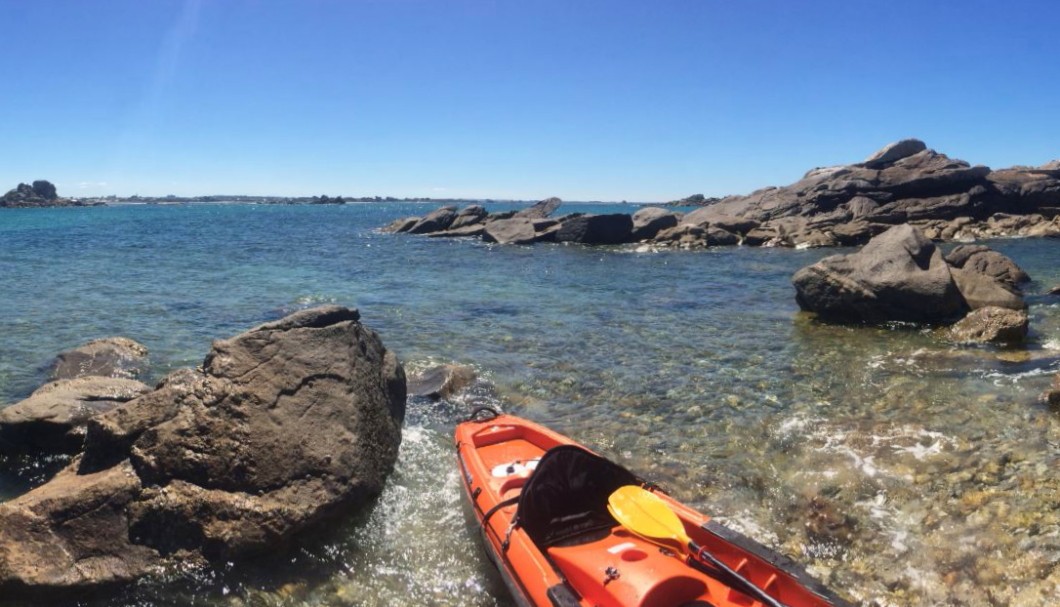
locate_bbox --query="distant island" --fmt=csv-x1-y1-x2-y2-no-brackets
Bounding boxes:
0,180,100,208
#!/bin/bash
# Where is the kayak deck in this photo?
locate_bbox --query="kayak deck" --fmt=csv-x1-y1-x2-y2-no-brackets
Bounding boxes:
456,412,850,607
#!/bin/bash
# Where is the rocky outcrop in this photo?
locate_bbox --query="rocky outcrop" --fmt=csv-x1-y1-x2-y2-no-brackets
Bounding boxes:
407,364,477,400
48,337,149,381
0,180,82,208
673,140,1060,247
948,307,1029,344
381,140,1060,249
0,306,406,597
792,225,966,323
0,377,151,454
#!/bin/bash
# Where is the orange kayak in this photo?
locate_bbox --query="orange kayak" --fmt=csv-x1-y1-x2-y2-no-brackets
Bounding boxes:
455,409,852,607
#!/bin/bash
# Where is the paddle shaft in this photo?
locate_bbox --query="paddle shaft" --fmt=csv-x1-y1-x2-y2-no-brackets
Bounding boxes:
687,540,789,607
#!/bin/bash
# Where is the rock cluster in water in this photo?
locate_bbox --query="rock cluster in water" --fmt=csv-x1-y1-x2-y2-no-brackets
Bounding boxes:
0,180,88,208
0,306,406,598
383,140,1060,248
792,224,1031,343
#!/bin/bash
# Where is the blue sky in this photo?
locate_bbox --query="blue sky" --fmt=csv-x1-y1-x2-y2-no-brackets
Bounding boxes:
1,1,1058,201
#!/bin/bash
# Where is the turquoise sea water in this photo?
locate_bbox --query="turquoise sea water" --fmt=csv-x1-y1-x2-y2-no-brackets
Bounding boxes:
1,203,1058,606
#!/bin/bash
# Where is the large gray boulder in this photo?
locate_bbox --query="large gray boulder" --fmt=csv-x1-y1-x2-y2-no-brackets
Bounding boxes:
630,207,679,241
407,206,458,234
48,337,149,381
0,306,406,597
950,267,1026,311
448,205,489,230
0,377,151,454
944,245,1030,289
482,217,539,245
554,214,633,245
513,197,561,219
792,225,966,323
861,138,928,168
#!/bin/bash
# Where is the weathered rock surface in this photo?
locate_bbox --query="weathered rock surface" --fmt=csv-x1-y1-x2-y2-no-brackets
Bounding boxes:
382,216,420,233
514,197,562,219
948,306,1029,344
407,206,458,234
48,337,149,381
554,214,633,245
0,377,151,454
792,225,966,323
0,459,158,592
630,207,680,241
448,205,488,229
0,306,406,597
944,245,1030,288
670,140,1060,248
482,217,539,245
407,364,477,400
950,267,1026,311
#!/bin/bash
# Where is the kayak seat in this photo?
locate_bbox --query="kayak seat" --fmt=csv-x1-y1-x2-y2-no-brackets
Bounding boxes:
516,445,640,548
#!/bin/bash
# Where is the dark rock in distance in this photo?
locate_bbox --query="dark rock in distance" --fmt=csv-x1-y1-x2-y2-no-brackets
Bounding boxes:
792,224,966,323
554,214,633,245
408,364,477,400
0,306,406,597
48,337,149,381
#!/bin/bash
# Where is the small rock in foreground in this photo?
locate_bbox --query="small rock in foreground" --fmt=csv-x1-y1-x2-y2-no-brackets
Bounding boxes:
948,306,1029,345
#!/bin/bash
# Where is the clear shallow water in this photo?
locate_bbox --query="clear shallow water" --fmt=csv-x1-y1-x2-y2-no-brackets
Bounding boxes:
1,203,1058,606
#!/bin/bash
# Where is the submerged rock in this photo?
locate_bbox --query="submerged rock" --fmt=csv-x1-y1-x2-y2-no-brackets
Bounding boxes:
0,306,406,597
0,377,151,455
792,225,966,323
48,337,149,381
948,306,1029,344
408,364,477,400
1046,375,1060,409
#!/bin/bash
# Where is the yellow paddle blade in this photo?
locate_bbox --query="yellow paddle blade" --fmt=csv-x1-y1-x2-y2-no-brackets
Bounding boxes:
607,485,691,546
